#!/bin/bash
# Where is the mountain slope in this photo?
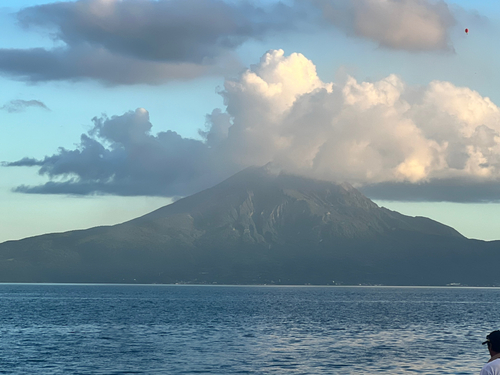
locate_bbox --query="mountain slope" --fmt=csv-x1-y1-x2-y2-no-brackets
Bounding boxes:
0,166,498,285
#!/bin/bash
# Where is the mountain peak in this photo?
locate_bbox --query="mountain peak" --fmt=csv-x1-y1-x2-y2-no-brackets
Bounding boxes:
135,165,459,242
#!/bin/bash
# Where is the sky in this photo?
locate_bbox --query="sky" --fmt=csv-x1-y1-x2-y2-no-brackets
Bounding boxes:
1,0,500,243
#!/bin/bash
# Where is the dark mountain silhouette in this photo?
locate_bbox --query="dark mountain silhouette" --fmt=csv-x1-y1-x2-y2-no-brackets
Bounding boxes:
1,166,499,285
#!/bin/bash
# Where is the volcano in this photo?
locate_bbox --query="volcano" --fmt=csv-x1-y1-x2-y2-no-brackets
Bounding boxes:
1,166,499,285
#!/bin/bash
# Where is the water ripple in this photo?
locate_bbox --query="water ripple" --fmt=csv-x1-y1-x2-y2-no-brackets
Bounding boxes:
0,285,498,374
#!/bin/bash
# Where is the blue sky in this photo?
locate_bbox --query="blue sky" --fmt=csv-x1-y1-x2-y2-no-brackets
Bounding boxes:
1,0,500,242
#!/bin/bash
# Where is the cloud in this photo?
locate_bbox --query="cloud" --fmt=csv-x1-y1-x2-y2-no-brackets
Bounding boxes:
1,99,50,113
0,0,297,85
5,108,236,196
5,49,500,202
311,0,455,51
0,0,458,85
0,46,213,85
361,180,500,203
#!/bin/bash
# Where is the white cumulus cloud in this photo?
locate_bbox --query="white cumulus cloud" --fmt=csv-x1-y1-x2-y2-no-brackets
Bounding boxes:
210,50,500,187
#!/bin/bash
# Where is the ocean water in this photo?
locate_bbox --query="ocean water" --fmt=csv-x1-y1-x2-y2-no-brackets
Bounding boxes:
0,284,498,374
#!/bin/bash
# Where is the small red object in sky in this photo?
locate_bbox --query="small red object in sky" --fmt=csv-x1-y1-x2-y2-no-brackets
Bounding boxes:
465,28,469,34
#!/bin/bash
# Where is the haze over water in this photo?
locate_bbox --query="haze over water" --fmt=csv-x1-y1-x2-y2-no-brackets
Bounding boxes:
0,284,497,374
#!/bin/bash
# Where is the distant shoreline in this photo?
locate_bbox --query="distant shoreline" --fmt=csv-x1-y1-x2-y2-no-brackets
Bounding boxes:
1,282,500,289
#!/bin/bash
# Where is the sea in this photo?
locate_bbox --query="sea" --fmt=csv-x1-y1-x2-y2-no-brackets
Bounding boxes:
0,284,498,374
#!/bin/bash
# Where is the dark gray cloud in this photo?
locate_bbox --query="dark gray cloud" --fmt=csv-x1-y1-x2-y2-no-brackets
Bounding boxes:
1,99,50,113
0,0,459,85
0,0,297,85
361,180,500,203
0,46,211,85
17,0,293,64
4,108,239,196
311,0,455,51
